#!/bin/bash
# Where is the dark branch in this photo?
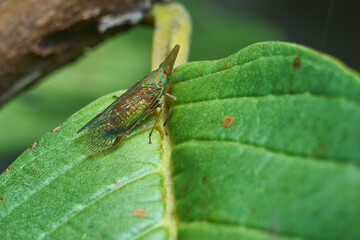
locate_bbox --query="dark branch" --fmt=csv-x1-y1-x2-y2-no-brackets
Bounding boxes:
0,0,162,106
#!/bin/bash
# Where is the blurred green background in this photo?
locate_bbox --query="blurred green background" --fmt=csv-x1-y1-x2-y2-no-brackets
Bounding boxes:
1,0,359,170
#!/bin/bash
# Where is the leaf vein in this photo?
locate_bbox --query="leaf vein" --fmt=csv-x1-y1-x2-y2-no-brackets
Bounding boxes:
180,220,307,240
0,126,157,220
175,139,359,168
39,171,159,240
174,92,360,107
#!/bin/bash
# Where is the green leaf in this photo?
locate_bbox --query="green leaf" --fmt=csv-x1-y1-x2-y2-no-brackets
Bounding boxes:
1,41,360,240
0,92,171,239
171,41,360,239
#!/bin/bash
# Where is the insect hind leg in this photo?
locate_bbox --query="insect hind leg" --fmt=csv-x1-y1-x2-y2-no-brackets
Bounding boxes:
149,100,163,144
163,93,177,135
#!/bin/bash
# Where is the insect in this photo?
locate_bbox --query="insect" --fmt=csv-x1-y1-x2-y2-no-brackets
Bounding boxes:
77,45,179,152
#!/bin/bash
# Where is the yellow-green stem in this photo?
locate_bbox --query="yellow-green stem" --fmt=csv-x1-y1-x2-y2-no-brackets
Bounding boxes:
151,2,191,240
152,3,191,70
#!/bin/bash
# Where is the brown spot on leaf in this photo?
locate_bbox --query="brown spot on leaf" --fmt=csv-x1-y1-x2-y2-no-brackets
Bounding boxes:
293,57,301,69
311,155,319,160
184,186,188,193
202,176,207,183
134,208,147,218
317,143,327,152
31,169,36,174
30,141,39,150
311,143,327,160
0,197,3,201
312,143,328,159
51,123,62,133
222,116,235,128
180,164,184,169
197,72,201,76
224,62,232,70
4,167,10,173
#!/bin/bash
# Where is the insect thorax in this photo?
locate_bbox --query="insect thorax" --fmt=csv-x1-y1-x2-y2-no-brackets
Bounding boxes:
142,68,168,87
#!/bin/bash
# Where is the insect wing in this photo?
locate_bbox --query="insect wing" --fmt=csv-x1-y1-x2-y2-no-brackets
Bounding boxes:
109,97,162,149
77,80,143,134
78,80,162,152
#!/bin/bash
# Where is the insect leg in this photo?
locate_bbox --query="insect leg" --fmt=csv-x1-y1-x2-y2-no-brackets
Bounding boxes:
149,100,163,144
163,93,177,135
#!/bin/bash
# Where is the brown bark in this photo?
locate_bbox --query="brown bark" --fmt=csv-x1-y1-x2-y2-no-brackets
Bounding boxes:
0,0,162,106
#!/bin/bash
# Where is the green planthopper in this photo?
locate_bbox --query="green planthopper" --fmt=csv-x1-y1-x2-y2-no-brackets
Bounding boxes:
77,45,179,152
